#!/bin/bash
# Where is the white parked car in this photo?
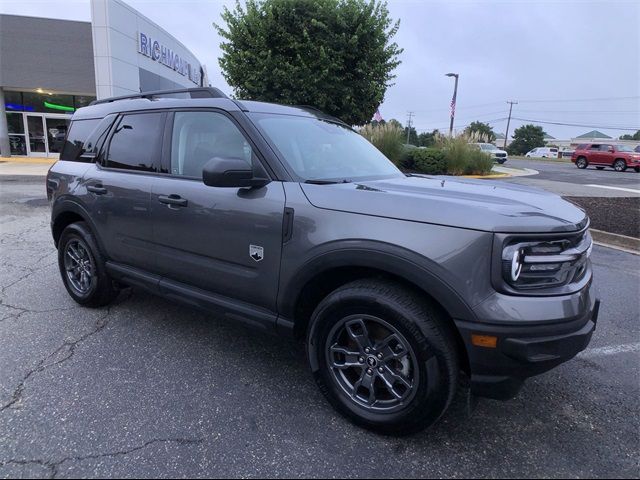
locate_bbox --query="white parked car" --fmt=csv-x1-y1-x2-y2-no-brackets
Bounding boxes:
526,147,559,158
471,143,508,164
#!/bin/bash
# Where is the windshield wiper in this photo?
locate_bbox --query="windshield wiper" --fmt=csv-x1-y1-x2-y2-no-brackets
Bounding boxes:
304,179,352,185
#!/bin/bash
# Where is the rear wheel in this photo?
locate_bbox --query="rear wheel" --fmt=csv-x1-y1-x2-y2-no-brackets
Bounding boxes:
307,279,459,435
576,157,588,169
614,159,627,172
58,222,118,307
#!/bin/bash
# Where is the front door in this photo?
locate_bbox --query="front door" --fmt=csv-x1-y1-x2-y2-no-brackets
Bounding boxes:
151,110,285,312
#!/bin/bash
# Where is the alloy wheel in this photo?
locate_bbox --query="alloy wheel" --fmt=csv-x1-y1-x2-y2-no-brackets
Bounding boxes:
325,315,418,413
64,239,94,295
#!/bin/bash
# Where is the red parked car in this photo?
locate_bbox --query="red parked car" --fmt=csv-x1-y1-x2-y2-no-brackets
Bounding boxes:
572,143,640,172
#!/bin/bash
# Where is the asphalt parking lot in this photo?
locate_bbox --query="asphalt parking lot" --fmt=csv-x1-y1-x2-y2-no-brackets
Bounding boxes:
0,173,639,478
503,158,640,197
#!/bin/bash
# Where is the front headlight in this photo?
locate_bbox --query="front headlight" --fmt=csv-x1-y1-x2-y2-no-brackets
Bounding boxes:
499,231,592,292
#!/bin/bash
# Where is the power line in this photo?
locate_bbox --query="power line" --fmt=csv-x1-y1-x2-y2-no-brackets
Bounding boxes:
511,117,640,131
518,96,640,104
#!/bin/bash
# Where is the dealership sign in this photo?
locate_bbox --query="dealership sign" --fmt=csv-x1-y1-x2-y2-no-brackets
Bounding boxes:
138,32,201,85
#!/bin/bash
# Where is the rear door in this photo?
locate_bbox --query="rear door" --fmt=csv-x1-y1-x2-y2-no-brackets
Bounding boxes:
83,111,166,272
150,109,285,312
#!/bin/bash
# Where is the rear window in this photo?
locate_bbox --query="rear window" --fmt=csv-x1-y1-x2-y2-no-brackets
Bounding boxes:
104,112,165,172
60,119,101,161
576,144,588,150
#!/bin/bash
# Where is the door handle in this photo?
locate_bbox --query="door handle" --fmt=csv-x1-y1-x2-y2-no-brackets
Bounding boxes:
87,184,107,195
158,194,188,208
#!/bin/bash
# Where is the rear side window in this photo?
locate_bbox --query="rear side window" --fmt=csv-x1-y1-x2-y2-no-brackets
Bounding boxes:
60,119,101,161
105,112,164,172
588,144,600,150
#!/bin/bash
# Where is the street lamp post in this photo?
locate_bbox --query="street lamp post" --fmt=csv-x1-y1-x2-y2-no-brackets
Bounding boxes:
446,73,459,137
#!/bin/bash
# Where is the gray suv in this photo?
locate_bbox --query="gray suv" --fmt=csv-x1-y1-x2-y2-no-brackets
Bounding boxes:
47,88,599,435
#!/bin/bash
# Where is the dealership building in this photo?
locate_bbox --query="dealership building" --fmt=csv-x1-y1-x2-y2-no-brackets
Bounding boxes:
0,0,209,158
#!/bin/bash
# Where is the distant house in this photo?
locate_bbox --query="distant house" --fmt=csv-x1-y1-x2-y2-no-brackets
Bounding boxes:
494,132,510,147
574,130,612,140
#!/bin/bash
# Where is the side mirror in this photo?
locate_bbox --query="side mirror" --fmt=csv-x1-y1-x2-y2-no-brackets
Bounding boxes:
202,157,270,188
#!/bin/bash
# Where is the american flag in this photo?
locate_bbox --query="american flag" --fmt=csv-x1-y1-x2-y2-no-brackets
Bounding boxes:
373,109,383,122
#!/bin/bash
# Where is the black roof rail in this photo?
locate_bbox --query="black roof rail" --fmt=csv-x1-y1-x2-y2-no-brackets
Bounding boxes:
89,87,229,106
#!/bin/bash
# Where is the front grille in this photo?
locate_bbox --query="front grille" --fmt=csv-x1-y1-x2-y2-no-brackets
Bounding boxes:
494,153,507,158
499,230,592,293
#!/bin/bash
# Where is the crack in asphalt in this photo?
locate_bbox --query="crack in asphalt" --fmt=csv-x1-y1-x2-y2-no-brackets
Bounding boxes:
0,308,112,413
0,438,204,478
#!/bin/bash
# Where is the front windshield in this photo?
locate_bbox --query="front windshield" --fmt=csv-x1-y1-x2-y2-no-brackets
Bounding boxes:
616,145,634,152
479,144,495,151
249,113,403,182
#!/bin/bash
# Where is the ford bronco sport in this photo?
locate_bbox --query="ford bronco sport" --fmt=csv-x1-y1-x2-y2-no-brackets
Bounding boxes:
48,87,599,435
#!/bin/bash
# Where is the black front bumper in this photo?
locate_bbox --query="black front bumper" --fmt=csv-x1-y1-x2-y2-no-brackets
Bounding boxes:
455,299,600,400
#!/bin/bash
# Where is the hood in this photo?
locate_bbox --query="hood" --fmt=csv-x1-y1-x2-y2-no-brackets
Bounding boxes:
300,175,588,233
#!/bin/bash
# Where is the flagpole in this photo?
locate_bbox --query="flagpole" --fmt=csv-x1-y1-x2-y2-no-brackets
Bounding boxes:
446,73,459,137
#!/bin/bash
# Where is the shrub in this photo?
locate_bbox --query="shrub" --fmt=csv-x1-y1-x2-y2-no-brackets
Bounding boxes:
437,135,494,175
359,123,404,165
409,148,447,175
399,144,418,169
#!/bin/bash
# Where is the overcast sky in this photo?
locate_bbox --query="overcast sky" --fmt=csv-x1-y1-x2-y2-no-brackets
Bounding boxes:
2,0,639,139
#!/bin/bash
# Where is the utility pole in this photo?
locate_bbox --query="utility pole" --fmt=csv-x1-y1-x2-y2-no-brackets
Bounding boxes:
406,111,414,145
446,73,459,137
504,100,518,149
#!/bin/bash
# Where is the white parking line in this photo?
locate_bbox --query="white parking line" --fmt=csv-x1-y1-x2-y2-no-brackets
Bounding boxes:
585,184,640,194
579,342,640,359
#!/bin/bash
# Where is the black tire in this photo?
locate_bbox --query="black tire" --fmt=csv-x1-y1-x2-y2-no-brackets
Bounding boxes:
614,159,627,172
576,156,588,169
635,167,639,173
57,222,118,307
307,279,459,436
596,166,605,170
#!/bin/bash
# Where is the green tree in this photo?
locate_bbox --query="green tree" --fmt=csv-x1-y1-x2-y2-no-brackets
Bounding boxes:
619,130,640,141
464,121,496,143
215,0,403,125
417,129,439,147
507,124,546,155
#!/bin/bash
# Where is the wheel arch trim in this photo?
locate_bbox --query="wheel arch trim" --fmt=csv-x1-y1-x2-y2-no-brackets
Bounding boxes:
277,242,478,335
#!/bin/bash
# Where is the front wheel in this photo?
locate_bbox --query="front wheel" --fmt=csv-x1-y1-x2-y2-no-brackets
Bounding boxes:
614,159,627,172
576,157,588,169
307,279,459,435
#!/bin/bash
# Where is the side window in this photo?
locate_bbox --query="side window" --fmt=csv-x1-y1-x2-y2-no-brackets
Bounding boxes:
599,144,613,152
105,112,164,172
589,144,600,150
60,119,101,161
170,111,253,178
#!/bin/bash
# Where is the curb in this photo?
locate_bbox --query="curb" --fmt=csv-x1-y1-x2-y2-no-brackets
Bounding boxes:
0,156,55,165
590,229,640,255
462,173,510,179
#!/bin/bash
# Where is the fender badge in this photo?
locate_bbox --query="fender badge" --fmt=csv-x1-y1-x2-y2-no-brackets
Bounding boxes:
250,245,264,262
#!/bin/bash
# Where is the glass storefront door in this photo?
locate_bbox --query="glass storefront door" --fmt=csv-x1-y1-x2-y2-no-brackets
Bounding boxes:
26,115,47,156
22,113,71,157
